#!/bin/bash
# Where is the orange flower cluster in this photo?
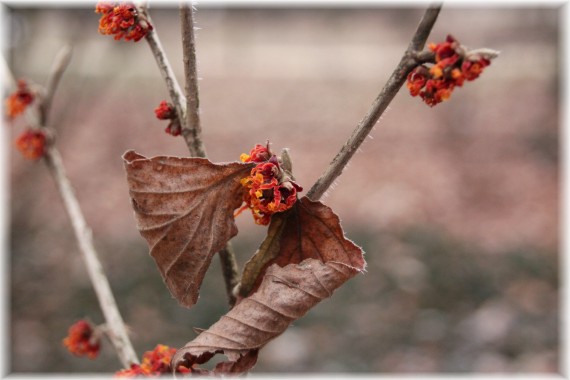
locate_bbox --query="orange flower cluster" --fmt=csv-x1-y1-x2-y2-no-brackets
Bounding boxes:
96,2,153,42
237,144,302,225
5,80,34,120
154,100,181,136
115,344,190,377
407,35,492,107
15,129,46,160
63,320,100,359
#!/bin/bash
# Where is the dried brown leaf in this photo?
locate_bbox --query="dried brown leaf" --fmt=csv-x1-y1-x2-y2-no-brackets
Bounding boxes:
173,198,365,374
240,197,366,297
173,258,363,374
123,150,253,308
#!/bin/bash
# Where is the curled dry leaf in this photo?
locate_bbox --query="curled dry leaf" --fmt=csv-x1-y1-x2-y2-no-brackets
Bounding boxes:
173,198,365,374
240,197,366,297
123,150,253,308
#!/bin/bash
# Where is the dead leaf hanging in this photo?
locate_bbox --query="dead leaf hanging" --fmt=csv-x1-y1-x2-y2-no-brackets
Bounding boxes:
173,198,365,374
173,258,363,374
123,150,253,308
240,196,366,297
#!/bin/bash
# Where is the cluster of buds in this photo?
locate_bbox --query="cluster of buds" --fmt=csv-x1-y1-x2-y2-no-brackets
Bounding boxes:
154,100,181,136
236,143,302,225
5,79,48,160
115,344,190,377
407,35,495,107
95,2,153,42
62,320,101,359
5,79,35,120
15,129,47,160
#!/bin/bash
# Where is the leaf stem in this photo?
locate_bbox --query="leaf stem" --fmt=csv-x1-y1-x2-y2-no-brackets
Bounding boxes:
38,47,139,367
306,4,442,201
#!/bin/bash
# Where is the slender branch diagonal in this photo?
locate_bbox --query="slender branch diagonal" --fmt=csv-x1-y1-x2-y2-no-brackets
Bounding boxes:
13,46,140,368
140,3,240,307
306,3,442,201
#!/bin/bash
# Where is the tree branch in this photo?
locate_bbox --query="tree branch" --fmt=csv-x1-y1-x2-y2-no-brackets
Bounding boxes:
306,3,442,201
180,3,207,158
179,3,239,306
31,47,139,368
43,148,139,368
141,9,187,139
40,44,72,126
408,4,442,52
141,3,240,307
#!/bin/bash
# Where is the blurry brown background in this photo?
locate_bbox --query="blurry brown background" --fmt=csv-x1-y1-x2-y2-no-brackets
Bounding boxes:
5,3,559,374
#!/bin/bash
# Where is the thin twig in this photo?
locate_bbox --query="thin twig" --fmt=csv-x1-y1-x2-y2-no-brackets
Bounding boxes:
141,3,240,306
180,3,206,158
34,47,139,367
40,45,72,126
218,245,240,305
43,148,139,368
408,4,443,52
141,9,187,135
179,3,239,306
306,4,442,201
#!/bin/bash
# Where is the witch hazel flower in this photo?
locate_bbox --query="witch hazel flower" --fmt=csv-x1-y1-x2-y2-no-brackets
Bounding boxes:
5,79,35,120
115,344,191,377
154,100,181,136
95,2,153,42
15,129,47,160
63,320,101,359
407,35,497,107
236,143,303,225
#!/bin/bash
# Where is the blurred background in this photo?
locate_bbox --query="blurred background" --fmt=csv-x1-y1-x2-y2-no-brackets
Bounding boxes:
4,3,559,374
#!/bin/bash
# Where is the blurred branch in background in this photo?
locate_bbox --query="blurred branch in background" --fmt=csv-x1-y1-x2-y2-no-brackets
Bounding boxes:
11,45,139,368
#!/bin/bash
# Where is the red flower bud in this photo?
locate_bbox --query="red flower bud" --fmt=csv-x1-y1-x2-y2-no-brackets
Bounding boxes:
240,143,271,163
5,80,35,120
63,320,100,359
115,344,191,377
15,129,46,160
154,101,175,120
408,35,493,107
